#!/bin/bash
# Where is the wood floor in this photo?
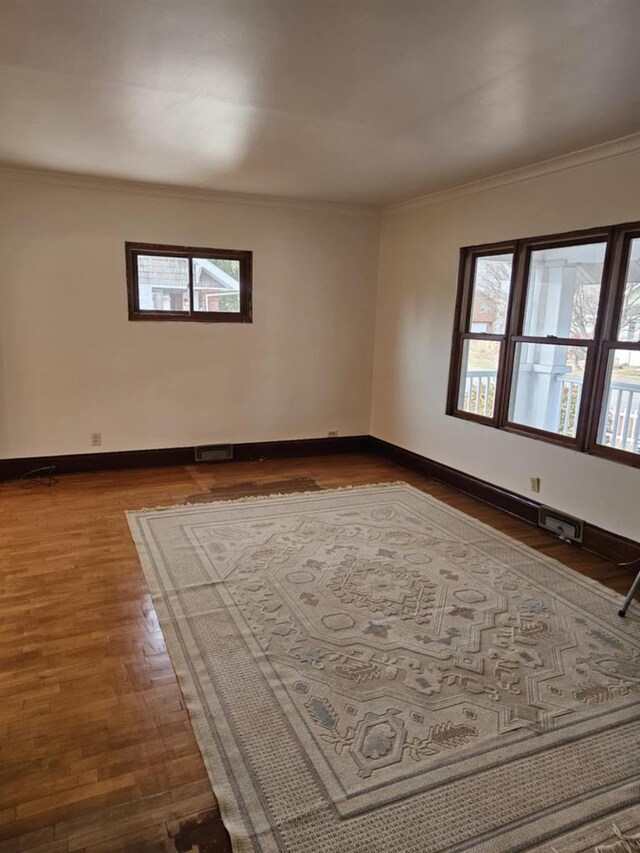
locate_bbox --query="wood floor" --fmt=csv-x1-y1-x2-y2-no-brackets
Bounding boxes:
0,453,635,853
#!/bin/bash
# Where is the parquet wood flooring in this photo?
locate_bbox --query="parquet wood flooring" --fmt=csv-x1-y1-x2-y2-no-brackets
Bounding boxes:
0,454,635,852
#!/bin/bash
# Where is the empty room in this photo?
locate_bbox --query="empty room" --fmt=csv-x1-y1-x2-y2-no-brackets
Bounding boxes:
1,1,640,851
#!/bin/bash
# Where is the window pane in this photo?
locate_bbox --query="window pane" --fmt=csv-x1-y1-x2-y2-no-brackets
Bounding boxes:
136,255,189,312
619,238,640,343
523,243,606,339
509,343,587,438
468,254,512,334
193,258,240,313
597,348,640,455
458,340,500,417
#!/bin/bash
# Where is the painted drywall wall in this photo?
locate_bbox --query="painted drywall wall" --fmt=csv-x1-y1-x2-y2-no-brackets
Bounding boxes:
371,151,640,541
0,178,379,458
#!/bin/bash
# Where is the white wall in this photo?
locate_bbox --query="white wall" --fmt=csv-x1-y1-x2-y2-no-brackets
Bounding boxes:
2,157,638,542
371,151,640,541
0,177,379,457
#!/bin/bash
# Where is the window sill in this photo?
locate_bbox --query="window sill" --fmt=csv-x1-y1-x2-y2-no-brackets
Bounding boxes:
128,312,253,323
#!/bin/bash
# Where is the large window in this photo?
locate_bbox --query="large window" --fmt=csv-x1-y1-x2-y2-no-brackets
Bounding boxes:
125,242,252,323
448,222,640,467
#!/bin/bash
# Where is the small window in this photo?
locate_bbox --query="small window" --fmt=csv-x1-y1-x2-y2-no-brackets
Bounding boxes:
125,242,252,323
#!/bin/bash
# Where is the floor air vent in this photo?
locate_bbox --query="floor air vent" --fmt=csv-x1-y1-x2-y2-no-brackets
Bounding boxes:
194,444,233,462
538,506,584,544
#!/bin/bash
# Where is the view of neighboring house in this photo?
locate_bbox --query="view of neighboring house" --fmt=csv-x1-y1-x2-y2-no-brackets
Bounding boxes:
138,256,240,313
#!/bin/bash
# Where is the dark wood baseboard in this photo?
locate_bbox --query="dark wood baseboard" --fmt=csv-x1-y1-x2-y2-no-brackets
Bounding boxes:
2,432,637,567
0,435,370,482
369,436,640,567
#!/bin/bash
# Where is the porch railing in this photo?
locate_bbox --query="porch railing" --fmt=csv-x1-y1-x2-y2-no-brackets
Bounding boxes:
557,376,582,437
462,370,497,418
598,379,640,453
462,369,640,454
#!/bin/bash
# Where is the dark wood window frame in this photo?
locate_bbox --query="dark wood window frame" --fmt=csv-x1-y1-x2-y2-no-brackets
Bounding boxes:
125,242,253,323
447,220,640,469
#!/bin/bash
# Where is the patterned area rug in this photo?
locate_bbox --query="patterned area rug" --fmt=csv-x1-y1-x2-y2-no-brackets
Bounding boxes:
127,483,640,853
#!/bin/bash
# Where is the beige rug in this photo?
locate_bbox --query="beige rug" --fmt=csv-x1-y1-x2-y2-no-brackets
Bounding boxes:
127,483,640,852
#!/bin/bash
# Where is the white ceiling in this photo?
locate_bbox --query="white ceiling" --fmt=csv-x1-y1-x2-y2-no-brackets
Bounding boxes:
2,0,640,205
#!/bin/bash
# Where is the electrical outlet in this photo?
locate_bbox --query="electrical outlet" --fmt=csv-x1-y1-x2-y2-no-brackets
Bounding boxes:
328,430,339,437
529,476,541,493
91,433,102,447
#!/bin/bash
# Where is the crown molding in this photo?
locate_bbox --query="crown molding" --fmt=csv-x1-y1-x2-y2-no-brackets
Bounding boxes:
0,166,378,218
4,130,640,218
385,131,640,216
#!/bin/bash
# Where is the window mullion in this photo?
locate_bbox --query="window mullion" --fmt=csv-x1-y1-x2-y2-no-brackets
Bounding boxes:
584,229,626,452
587,227,640,461
600,228,627,342
447,250,474,416
496,241,525,428
188,255,194,316
574,342,597,450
